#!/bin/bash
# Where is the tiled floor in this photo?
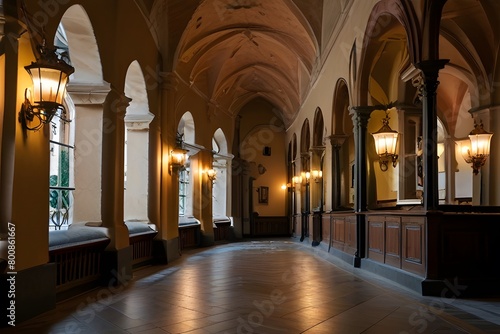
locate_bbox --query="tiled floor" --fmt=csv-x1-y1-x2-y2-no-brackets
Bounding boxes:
6,239,500,333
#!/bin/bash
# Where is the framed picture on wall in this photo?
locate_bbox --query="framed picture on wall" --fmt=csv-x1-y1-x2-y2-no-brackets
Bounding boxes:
259,186,269,204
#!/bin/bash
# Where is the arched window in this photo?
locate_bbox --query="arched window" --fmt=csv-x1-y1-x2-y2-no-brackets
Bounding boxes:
178,112,196,218
124,61,154,222
49,22,75,230
212,128,232,222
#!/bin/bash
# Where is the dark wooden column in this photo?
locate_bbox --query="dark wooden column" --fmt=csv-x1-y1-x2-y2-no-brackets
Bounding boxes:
349,107,372,266
416,60,449,210
330,135,347,210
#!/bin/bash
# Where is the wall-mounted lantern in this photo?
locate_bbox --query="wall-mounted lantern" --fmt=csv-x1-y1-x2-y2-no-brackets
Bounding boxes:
372,111,399,171
460,122,493,175
169,148,187,174
19,41,74,131
311,170,322,183
206,168,217,182
301,171,311,184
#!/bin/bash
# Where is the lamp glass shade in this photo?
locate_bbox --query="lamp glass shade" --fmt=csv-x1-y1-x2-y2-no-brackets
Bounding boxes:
311,170,322,179
373,128,399,156
25,62,71,106
170,149,187,167
469,132,493,157
207,169,217,179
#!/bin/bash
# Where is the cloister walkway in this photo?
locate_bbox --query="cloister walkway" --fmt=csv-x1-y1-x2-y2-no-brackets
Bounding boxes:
6,239,500,333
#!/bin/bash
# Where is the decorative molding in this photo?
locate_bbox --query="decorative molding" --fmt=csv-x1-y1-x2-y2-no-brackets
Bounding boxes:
66,81,111,105
124,112,155,130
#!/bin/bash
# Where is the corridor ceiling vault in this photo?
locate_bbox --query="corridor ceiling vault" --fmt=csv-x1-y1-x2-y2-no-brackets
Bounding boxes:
137,0,344,126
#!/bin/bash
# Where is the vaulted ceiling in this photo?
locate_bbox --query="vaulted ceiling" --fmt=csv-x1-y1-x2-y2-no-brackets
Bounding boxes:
137,0,341,126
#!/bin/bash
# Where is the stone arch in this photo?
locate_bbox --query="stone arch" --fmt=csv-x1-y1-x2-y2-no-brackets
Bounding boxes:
178,111,196,144
332,79,350,136
60,5,104,84
58,5,109,224
213,128,228,155
312,107,324,147
356,0,420,106
123,60,154,221
300,119,311,158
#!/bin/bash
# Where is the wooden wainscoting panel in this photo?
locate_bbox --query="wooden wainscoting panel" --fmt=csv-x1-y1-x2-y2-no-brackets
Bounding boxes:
333,218,346,243
367,217,385,263
330,214,357,255
322,215,332,248
402,217,426,276
385,217,401,268
346,215,357,253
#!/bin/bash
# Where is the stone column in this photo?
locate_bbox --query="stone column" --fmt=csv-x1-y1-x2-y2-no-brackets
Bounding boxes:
330,135,348,210
349,107,372,212
416,60,449,210
310,146,324,246
444,135,456,204
349,106,372,266
193,148,215,246
101,89,132,280
156,72,180,262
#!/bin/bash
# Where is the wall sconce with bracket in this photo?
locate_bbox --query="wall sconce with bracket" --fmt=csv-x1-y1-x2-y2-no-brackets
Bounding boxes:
372,110,399,171
19,41,74,131
169,148,188,174
206,168,217,182
460,121,493,175
311,170,322,183
301,171,311,184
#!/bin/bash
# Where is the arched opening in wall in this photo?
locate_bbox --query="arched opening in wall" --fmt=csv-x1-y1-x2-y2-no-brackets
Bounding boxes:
438,0,494,204
50,5,106,229
359,11,420,206
177,112,197,222
311,108,325,211
331,79,354,209
124,60,154,222
212,128,232,224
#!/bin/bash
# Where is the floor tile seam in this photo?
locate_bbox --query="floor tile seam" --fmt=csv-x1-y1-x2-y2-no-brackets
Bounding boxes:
281,293,383,326
358,305,402,333
403,297,499,334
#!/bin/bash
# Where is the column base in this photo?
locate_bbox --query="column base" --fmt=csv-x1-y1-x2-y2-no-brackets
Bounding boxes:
153,238,181,263
102,247,133,286
200,232,215,247
1,263,56,327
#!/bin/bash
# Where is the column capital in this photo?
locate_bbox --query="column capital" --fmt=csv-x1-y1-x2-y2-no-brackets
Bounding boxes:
160,71,179,91
67,82,111,105
415,59,449,78
124,112,155,130
349,105,374,115
329,134,348,148
349,106,372,128
106,89,132,112
309,145,326,153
